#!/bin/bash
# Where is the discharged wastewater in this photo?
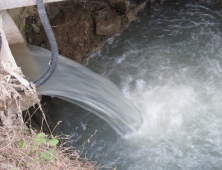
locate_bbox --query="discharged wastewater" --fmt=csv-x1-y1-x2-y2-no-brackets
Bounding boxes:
12,0,222,169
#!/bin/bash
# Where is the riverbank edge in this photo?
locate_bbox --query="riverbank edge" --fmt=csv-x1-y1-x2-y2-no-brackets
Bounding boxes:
22,0,150,63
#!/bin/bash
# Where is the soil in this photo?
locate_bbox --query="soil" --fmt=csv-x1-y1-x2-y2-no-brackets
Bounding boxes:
27,0,222,64
26,1,106,62
25,0,150,63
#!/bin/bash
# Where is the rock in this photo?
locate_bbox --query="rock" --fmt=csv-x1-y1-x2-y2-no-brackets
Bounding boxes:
109,0,131,14
133,1,147,16
126,1,148,23
126,9,137,22
31,24,40,33
19,6,38,31
95,7,122,35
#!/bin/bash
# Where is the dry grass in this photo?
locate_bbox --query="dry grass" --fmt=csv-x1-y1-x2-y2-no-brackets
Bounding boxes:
0,58,40,127
0,124,96,170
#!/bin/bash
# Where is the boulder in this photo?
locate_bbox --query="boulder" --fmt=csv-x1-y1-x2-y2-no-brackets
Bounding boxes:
95,7,122,35
126,1,148,22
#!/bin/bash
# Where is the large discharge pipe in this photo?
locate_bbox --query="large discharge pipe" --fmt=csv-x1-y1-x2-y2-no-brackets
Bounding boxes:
0,0,58,89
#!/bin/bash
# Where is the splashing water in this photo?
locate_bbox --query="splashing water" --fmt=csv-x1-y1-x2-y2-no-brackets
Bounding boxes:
65,1,222,169
12,0,222,169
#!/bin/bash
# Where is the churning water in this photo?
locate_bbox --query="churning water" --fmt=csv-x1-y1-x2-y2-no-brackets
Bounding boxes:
82,1,222,169
12,0,222,169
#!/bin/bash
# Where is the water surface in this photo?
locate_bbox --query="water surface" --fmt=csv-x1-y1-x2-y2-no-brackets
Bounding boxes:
19,1,222,169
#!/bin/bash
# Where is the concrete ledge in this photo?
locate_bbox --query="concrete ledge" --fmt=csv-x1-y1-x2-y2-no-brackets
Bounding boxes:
0,0,67,10
0,10,29,87
0,10,40,118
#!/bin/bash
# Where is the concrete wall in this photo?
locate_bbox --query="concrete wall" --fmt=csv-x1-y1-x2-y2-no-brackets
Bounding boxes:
0,0,66,10
0,0,66,86
0,10,29,87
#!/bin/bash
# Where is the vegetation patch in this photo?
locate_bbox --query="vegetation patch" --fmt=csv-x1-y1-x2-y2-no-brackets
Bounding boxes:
0,124,96,169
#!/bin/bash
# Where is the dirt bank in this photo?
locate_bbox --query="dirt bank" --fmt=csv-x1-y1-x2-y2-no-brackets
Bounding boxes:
25,0,149,63
24,0,222,63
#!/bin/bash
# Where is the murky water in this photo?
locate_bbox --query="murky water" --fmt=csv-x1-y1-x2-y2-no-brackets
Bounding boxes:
13,0,222,169
53,1,222,169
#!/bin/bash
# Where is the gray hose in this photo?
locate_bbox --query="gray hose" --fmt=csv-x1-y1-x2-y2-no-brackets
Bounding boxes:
34,0,58,87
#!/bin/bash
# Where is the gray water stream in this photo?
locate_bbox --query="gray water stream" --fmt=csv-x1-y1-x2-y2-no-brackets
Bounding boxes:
12,0,222,169
10,43,142,136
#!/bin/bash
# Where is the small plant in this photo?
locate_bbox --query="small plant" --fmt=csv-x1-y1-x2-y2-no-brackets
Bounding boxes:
0,124,96,169
19,132,59,161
